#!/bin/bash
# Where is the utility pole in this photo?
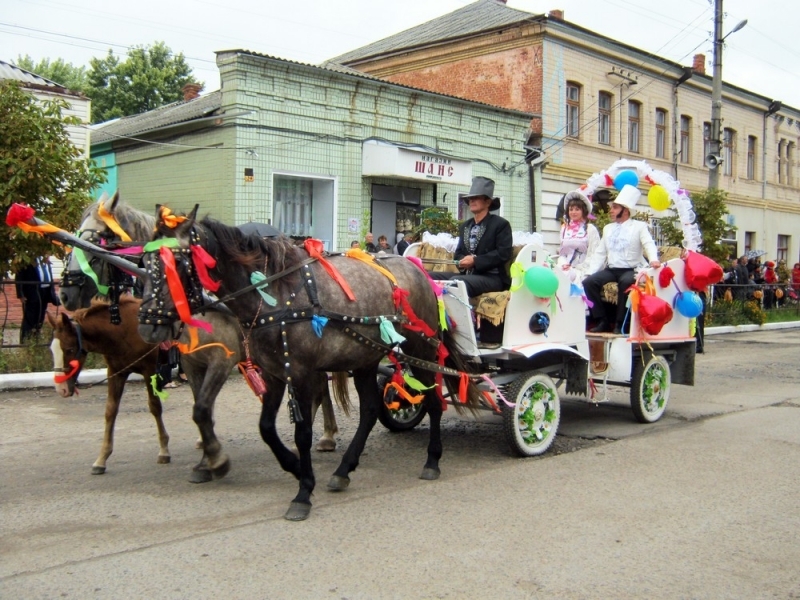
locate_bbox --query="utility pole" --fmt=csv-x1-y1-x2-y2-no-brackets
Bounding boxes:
708,0,724,189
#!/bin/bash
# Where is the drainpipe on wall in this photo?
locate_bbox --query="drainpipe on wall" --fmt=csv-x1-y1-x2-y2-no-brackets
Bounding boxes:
524,146,545,232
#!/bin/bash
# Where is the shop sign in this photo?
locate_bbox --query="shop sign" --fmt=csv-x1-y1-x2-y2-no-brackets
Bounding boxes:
362,141,471,185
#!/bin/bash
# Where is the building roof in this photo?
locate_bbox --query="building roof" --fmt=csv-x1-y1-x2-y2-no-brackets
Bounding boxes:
91,91,222,145
0,59,82,97
327,0,538,65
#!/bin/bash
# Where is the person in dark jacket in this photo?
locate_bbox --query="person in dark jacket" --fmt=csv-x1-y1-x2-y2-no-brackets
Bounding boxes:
429,177,513,297
15,255,59,342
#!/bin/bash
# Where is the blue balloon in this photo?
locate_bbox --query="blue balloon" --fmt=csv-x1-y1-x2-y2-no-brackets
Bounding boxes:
674,291,703,318
614,170,639,191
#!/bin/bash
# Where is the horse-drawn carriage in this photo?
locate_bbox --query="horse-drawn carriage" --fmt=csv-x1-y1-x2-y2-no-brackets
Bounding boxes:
7,159,713,521
378,239,699,457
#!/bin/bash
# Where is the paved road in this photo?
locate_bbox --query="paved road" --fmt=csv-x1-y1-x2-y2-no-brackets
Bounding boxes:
1,329,799,599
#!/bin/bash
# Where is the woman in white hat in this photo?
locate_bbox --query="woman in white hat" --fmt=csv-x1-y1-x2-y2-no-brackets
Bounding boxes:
582,185,661,334
557,190,599,277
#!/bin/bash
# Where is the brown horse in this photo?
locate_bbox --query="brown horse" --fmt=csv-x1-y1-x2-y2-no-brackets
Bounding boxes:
48,297,169,474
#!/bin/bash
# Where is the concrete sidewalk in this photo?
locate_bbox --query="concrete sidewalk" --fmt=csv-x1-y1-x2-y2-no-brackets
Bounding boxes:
2,321,798,391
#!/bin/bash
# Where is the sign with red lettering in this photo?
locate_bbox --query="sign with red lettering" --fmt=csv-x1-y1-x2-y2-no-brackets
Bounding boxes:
362,141,471,185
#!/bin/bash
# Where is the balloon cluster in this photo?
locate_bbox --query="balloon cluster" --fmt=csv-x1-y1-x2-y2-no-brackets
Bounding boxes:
582,159,702,251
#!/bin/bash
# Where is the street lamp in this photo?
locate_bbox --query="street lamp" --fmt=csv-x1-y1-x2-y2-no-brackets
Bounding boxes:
707,0,748,189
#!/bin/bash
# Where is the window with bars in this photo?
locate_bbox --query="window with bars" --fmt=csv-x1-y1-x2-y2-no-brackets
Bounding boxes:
747,136,757,180
273,176,313,237
777,235,789,262
723,128,735,176
655,108,667,158
598,92,611,145
566,83,580,138
628,101,641,153
680,115,691,164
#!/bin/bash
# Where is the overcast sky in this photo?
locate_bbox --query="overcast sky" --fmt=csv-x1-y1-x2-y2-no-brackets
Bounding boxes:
2,0,798,109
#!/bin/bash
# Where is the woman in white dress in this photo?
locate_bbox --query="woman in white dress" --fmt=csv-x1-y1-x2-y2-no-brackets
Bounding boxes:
557,190,600,278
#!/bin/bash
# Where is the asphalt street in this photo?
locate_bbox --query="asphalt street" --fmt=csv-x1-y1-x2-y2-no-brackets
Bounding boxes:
1,328,799,599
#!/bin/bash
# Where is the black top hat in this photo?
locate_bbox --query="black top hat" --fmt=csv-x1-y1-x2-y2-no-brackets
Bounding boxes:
462,176,501,211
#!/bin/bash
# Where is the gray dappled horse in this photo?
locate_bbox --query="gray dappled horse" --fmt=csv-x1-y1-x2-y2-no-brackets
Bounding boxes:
56,194,340,483
137,206,480,520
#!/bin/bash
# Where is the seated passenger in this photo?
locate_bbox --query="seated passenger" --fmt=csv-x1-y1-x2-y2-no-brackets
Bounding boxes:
583,185,661,334
428,176,513,297
557,189,600,277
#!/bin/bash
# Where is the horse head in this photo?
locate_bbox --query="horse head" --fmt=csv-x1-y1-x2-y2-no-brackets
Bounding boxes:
59,191,151,310
47,312,88,397
137,204,208,343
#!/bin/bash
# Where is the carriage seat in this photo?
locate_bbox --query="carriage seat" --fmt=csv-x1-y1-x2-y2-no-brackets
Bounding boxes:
416,243,521,326
600,246,683,304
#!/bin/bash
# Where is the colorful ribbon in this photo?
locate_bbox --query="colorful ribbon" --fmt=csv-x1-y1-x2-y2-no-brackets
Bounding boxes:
158,207,187,229
509,262,525,291
54,360,80,384
97,201,132,242
250,271,277,306
311,314,328,337
174,327,235,357
345,248,398,285
159,245,212,333
191,245,220,292
73,248,109,295
379,317,406,345
304,239,355,301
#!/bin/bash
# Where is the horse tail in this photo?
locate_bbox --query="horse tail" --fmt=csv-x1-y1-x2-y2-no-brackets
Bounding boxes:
440,327,482,416
330,371,352,417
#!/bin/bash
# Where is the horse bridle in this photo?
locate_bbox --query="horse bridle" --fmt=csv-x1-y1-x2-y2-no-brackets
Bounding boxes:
53,319,89,385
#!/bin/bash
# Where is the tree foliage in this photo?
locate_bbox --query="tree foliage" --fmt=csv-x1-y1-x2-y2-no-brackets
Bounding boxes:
656,188,732,263
15,55,89,94
0,81,106,271
87,41,201,123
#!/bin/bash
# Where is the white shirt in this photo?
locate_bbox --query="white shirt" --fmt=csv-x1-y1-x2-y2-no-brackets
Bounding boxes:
586,219,658,275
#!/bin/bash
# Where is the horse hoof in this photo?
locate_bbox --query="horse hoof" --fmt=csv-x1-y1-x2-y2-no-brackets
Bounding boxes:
284,502,311,521
315,439,336,452
91,466,106,475
419,467,440,481
211,458,231,480
189,469,213,484
327,475,350,491
157,455,171,464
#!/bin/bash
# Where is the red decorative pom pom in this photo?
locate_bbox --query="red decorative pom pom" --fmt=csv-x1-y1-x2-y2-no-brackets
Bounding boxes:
5,203,35,227
658,265,675,289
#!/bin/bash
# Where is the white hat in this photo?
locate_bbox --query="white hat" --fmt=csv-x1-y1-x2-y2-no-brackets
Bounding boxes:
613,185,641,214
563,190,592,215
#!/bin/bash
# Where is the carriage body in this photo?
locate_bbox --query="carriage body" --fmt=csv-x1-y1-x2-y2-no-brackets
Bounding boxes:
400,241,698,455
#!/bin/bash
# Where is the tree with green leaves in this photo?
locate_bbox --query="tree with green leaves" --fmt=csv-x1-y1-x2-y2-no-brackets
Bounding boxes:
15,55,88,94
1,80,106,272
87,41,201,123
655,187,732,264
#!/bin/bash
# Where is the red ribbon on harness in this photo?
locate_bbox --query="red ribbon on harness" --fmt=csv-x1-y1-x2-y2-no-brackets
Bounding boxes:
54,359,80,384
160,246,213,332
190,245,220,292
304,239,356,301
393,288,435,338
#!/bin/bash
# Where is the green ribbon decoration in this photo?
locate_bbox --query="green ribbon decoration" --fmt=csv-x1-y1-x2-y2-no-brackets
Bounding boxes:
73,248,109,295
438,298,447,331
509,262,525,292
250,271,278,306
150,374,169,401
143,238,180,252
379,316,406,345
403,373,435,391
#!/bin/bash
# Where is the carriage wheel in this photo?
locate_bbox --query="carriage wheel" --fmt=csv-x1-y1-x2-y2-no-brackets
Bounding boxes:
630,354,671,423
376,373,427,432
502,372,560,457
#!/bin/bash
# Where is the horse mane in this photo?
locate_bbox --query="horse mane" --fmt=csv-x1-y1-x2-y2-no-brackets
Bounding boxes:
83,197,155,242
200,217,299,276
72,296,139,323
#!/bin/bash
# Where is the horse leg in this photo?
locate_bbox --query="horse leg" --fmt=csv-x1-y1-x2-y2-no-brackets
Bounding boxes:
285,380,316,521
313,373,338,452
258,375,302,478
144,372,171,465
186,364,231,483
328,365,380,491
92,374,126,474
418,370,444,481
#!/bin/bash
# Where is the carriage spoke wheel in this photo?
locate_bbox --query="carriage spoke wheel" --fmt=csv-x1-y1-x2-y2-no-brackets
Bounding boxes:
630,354,671,423
502,372,560,457
376,373,427,432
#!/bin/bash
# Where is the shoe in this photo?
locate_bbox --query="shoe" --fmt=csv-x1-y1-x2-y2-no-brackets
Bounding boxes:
477,341,501,350
613,325,622,335
164,382,178,389
588,320,610,333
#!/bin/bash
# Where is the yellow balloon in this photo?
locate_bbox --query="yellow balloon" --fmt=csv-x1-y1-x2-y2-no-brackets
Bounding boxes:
648,185,670,211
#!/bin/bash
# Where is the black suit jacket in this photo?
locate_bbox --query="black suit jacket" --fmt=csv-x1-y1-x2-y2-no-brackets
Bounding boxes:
454,213,513,289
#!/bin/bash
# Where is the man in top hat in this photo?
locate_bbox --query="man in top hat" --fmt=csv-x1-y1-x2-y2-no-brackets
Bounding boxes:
429,176,513,297
583,184,661,334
